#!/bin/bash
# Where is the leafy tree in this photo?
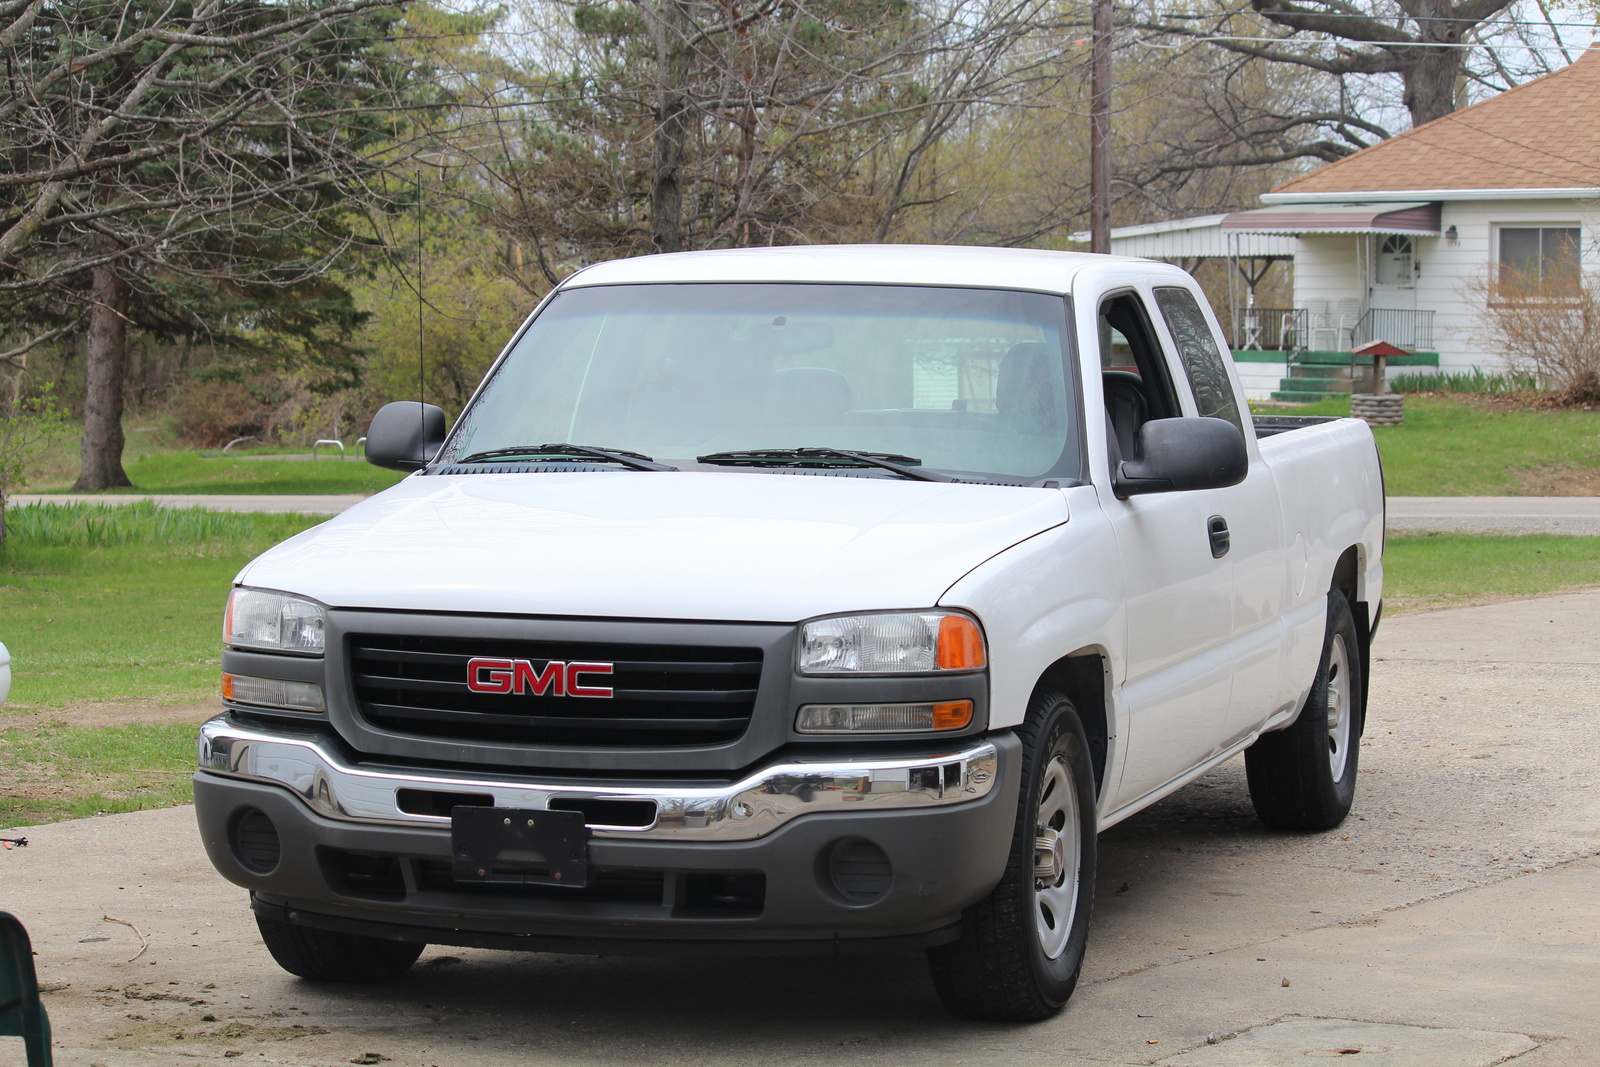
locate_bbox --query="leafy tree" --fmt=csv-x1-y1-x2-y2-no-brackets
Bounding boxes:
0,0,419,488
0,365,64,548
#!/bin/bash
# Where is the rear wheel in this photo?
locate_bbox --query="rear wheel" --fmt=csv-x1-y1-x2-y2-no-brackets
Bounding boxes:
1245,589,1363,831
256,912,424,983
927,692,1097,1021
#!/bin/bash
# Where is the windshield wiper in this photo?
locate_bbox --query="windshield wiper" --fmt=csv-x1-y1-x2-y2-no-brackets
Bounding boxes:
696,447,953,482
454,444,678,472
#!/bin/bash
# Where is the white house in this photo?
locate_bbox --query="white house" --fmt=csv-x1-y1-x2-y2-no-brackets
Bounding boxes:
1093,44,1600,401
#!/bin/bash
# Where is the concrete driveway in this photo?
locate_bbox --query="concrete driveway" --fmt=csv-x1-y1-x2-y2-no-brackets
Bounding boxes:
4,591,1600,1066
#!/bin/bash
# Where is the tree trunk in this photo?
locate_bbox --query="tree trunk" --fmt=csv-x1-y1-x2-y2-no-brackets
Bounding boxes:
73,258,133,490
649,0,693,254
1401,44,1464,128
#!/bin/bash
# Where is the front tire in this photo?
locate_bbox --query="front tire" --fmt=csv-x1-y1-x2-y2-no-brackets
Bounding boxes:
927,692,1097,1021
256,912,424,983
1245,589,1363,831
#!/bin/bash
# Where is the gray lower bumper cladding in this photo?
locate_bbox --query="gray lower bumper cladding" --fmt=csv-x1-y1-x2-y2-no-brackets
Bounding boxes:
194,718,1020,952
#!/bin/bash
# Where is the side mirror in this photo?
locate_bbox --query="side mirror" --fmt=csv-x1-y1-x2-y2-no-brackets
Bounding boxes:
1114,417,1247,498
366,401,446,472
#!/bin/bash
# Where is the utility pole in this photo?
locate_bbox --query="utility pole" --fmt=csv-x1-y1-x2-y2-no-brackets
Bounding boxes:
1089,0,1112,254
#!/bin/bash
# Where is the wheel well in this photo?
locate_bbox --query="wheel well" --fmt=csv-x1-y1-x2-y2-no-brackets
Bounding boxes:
1331,545,1359,606
1331,544,1372,732
1035,652,1109,801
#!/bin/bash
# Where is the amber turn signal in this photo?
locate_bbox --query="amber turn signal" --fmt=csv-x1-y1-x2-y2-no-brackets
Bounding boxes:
932,700,975,730
936,615,986,670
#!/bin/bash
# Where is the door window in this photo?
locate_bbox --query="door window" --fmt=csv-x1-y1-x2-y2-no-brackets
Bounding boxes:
1375,235,1414,286
1154,287,1245,436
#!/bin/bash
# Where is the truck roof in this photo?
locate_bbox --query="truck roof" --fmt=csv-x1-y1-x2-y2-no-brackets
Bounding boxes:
561,244,1135,296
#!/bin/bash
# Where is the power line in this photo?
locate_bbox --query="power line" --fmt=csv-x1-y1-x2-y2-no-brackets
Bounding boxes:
1157,9,1599,29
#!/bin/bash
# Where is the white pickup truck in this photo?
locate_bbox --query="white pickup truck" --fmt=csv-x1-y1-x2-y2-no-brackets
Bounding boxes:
195,246,1383,1020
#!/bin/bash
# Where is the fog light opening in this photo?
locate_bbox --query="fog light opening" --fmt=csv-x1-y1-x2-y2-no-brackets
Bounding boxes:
231,807,281,874
826,838,893,905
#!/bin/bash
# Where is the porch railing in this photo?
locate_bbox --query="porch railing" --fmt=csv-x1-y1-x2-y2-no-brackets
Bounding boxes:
1349,308,1435,352
1232,307,1309,354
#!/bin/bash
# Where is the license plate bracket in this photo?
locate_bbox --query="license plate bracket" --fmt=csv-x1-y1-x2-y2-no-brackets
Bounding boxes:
450,806,590,888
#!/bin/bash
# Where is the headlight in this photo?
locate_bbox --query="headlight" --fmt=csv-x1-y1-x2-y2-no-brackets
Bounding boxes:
225,588,326,654
798,611,986,674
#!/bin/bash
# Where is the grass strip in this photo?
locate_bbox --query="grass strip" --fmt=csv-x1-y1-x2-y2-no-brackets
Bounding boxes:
1271,396,1600,497
1,721,196,826
1,503,325,707
116,452,406,495
2,514,1597,828
1383,532,1600,612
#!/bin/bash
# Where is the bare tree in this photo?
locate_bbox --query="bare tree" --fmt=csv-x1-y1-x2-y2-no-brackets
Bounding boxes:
0,0,417,488
450,0,1070,274
1133,0,1576,171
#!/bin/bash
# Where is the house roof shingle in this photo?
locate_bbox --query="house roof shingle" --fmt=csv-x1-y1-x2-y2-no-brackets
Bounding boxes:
1269,46,1600,199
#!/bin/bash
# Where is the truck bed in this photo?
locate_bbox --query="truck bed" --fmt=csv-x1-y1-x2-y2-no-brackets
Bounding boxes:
1251,414,1343,439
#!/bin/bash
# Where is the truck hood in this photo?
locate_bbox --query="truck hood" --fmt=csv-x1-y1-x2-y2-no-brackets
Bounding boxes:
238,472,1069,622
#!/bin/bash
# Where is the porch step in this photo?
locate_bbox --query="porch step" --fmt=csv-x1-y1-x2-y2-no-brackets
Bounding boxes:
1274,360,1355,403
1272,388,1346,403
1290,364,1351,381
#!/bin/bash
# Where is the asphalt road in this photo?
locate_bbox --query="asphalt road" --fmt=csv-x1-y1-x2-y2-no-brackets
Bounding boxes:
16,492,1600,535
5,590,1600,1065
1384,495,1600,536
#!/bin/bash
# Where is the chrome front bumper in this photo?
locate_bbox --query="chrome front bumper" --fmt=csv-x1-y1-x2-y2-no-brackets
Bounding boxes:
198,716,999,842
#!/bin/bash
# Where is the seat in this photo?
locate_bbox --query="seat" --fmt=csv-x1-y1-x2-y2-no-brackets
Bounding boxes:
772,366,854,424
1102,369,1148,461
996,343,1064,433
0,910,52,1066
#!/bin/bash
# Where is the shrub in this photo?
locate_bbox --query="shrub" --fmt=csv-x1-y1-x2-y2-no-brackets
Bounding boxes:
1389,367,1539,395
167,380,272,446
1470,269,1600,403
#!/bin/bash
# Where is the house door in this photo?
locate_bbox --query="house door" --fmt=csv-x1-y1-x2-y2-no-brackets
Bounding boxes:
1369,235,1416,311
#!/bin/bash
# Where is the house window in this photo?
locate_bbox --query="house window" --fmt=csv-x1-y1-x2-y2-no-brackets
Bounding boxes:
1375,235,1414,285
1498,226,1580,289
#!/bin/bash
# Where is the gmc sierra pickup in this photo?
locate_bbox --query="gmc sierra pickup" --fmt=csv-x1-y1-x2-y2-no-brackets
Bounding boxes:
195,245,1384,1020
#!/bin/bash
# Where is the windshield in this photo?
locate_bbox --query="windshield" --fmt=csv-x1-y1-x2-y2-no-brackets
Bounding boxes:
439,283,1079,482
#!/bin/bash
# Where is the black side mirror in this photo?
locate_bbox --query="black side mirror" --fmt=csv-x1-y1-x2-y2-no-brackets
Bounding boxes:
366,401,446,472
1114,417,1248,498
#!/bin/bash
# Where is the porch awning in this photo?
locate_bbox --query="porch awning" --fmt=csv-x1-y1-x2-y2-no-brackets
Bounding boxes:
1220,201,1441,236
1071,214,1297,259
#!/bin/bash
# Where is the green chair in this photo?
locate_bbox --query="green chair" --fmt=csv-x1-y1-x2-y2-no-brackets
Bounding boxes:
0,910,51,1066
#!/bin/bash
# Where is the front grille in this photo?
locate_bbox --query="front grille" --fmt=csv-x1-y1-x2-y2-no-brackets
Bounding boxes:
347,634,762,747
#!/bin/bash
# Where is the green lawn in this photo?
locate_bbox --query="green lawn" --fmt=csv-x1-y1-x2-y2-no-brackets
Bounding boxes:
3,502,1599,829
1,506,325,825
23,415,404,495
1,722,197,823
1,505,325,707
1383,532,1600,611
1274,396,1600,496
18,396,1600,498
117,452,405,495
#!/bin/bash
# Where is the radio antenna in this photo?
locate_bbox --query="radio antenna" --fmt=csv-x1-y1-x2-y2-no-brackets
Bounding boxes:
416,170,425,429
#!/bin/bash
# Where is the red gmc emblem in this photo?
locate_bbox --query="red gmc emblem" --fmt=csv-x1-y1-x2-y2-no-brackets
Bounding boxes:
466,658,614,698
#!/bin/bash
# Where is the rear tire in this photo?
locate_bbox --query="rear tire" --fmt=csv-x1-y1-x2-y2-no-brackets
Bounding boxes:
256,912,424,982
927,691,1097,1021
1245,589,1363,831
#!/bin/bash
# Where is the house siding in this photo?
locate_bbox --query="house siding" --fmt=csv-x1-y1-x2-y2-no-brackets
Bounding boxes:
1425,199,1600,375
1289,199,1600,376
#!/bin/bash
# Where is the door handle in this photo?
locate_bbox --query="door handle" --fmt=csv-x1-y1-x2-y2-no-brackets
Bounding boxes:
1207,515,1230,559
